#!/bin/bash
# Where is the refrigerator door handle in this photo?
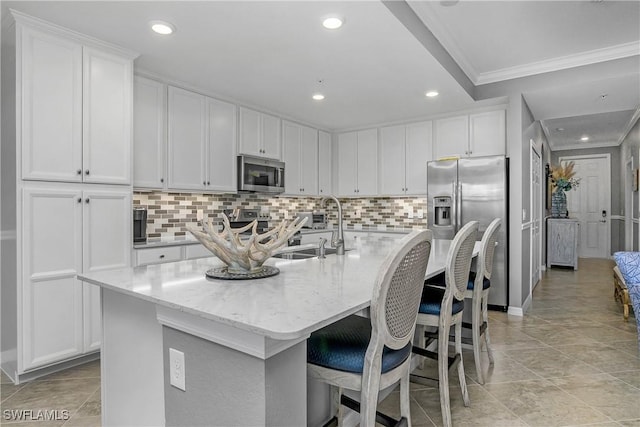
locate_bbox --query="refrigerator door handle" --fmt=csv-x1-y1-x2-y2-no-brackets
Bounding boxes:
452,182,457,232
457,182,462,231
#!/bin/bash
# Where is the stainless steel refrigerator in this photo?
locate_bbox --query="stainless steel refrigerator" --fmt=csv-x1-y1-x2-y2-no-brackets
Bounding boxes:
427,156,509,310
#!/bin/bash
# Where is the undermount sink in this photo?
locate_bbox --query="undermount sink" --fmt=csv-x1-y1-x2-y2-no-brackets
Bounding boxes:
272,247,348,259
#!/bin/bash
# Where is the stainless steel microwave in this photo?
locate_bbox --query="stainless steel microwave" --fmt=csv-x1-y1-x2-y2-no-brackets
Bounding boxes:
237,155,285,193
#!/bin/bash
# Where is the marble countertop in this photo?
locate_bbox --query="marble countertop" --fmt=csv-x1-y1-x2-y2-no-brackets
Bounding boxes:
84,233,471,341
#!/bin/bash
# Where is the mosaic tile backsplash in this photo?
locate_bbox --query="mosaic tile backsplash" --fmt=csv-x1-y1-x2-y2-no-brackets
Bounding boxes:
134,191,429,238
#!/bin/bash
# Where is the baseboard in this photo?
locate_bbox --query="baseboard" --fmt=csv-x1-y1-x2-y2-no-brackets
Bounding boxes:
522,293,532,314
13,352,100,384
507,306,524,317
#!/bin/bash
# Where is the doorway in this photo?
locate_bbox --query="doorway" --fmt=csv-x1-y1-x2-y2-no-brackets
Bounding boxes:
559,154,611,258
625,157,634,250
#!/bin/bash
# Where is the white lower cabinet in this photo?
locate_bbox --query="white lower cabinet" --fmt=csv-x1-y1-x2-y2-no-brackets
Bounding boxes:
21,185,131,370
134,243,212,267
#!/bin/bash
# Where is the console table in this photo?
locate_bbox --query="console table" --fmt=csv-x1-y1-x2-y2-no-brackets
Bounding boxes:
547,218,579,270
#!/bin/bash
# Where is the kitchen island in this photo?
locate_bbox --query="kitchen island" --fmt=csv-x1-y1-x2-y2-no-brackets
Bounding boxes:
79,233,474,426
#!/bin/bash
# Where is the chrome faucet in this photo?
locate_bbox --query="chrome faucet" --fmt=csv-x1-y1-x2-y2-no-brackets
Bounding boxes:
318,237,327,259
320,196,345,255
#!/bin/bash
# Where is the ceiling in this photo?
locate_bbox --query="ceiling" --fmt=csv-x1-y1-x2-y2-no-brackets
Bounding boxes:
2,1,639,147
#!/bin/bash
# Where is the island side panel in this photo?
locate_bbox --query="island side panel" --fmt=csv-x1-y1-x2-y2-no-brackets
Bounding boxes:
101,289,165,427
163,326,307,426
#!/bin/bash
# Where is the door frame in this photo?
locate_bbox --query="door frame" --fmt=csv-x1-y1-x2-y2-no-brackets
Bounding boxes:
559,153,611,258
625,157,634,251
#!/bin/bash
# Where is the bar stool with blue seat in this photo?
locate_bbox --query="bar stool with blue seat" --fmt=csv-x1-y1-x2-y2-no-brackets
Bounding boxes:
307,229,433,427
613,251,640,351
411,221,478,427
465,218,501,385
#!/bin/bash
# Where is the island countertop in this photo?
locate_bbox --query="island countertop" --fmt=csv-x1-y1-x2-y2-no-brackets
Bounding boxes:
80,233,467,341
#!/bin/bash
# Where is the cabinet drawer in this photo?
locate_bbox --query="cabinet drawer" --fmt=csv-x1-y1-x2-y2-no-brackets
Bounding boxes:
136,246,182,266
184,244,212,260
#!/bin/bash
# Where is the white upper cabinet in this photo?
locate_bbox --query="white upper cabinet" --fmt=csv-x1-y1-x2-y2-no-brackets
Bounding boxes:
434,115,469,159
239,107,281,160
434,110,505,159
82,48,132,184
283,121,318,195
337,129,378,197
19,25,133,185
133,76,166,189
20,27,82,182
167,86,237,192
469,110,506,157
167,86,207,190
405,121,433,195
206,97,237,192
379,121,432,196
318,131,332,196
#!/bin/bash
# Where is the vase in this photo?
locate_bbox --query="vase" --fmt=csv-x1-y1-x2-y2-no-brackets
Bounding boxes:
551,190,567,218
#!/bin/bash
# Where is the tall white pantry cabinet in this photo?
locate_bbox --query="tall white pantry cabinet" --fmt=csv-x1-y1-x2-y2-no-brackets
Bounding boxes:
1,11,136,382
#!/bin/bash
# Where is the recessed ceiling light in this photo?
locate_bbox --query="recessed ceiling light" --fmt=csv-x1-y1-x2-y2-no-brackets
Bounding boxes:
322,16,344,30
580,136,589,141
150,20,175,35
312,94,325,101
425,91,439,98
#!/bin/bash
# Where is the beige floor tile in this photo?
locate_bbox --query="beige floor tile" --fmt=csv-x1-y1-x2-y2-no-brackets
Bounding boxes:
483,378,611,426
62,415,101,427
609,340,639,358
617,419,640,426
1,381,26,403
1,378,100,415
503,346,603,379
376,389,436,426
73,389,101,418
461,350,543,384
549,373,640,421
607,369,640,390
412,384,528,427
34,361,100,383
553,342,640,373
519,323,601,346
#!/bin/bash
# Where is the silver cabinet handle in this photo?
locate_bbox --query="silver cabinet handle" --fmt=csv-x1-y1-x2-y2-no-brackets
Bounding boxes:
85,198,90,203
85,169,90,175
77,197,82,203
77,169,82,175
159,255,165,259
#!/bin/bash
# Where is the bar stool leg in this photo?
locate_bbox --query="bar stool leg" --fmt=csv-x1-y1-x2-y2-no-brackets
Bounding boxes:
455,321,470,407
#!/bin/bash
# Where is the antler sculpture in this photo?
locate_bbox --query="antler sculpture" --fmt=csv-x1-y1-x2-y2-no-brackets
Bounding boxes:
187,215,308,273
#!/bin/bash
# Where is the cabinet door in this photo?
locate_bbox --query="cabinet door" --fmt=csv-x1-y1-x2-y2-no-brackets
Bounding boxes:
133,76,165,189
83,48,132,184
469,110,505,157
283,122,302,195
206,98,237,192
22,187,83,370
168,86,207,190
379,125,406,195
434,115,469,159
318,131,332,196
239,107,262,157
21,27,82,182
261,113,282,159
82,189,131,352
405,121,432,195
337,132,357,196
356,129,378,196
300,126,318,195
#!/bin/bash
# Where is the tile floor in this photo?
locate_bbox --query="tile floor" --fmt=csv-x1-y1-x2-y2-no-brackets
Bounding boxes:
0,258,638,426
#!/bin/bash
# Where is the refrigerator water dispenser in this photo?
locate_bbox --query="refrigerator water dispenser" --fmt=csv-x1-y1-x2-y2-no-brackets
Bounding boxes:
434,197,452,226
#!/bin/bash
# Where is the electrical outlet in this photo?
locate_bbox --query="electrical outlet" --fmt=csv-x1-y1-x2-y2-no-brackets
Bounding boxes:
169,348,186,391
407,209,414,219
417,209,424,219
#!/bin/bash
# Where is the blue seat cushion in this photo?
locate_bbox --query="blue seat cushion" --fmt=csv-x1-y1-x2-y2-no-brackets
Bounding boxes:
468,271,491,290
419,285,464,315
307,315,412,374
426,271,490,290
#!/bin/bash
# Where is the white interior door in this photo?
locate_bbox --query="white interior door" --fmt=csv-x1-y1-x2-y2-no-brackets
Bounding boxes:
560,155,611,258
531,145,542,289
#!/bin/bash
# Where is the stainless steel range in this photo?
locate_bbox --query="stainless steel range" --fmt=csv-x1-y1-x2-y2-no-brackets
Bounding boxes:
223,208,270,234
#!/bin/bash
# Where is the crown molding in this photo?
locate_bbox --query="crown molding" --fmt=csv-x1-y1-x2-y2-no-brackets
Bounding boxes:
618,106,640,145
10,9,139,60
549,140,621,152
476,41,640,85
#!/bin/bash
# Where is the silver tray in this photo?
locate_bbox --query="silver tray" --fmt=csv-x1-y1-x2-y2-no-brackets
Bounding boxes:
205,265,280,280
